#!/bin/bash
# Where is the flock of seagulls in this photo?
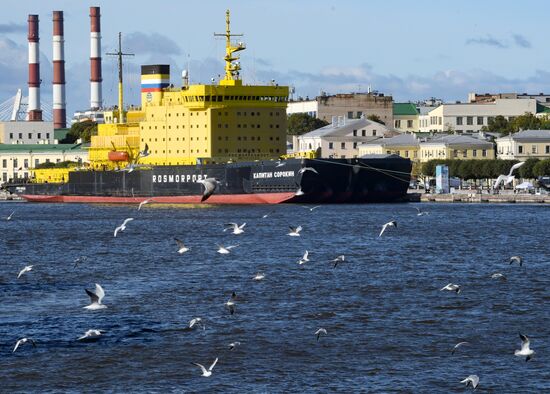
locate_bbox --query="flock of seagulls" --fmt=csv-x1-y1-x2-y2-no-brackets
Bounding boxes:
8,202,540,388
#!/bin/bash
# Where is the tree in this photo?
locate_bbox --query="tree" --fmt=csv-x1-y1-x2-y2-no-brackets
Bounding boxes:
518,158,539,179
367,114,385,125
287,113,329,136
61,121,97,143
533,159,550,176
482,115,511,134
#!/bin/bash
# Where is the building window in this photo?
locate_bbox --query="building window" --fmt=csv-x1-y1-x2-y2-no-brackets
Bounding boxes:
373,130,376,136
456,117,463,125
2,173,6,182
353,130,357,136
353,142,357,149
341,142,345,149
362,130,366,137
28,133,32,139
35,159,39,166
9,133,13,139
482,149,487,157
453,149,458,158
466,116,473,125
532,145,537,154
407,120,413,128
357,111,362,118
404,150,409,158
18,133,22,139
518,145,523,154
473,149,477,157
329,142,333,149
477,116,484,125
546,145,550,154
2,159,6,168
438,117,442,125
395,120,401,128
24,159,28,168
463,150,467,158
13,159,18,168
347,111,353,119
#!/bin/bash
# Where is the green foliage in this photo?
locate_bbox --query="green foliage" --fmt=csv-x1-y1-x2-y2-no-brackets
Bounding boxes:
287,113,329,136
421,159,522,180
35,160,79,169
367,114,385,125
61,121,97,143
533,159,550,176
518,158,539,179
482,113,550,135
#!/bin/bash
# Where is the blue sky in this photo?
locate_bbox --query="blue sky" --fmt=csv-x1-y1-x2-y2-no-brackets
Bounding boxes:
1,0,549,117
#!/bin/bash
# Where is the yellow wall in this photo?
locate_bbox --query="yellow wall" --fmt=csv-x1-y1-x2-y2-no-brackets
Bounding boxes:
419,144,495,162
360,144,419,160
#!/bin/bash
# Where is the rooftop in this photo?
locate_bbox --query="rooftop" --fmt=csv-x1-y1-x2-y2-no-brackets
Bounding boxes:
497,129,550,141
0,143,85,153
300,118,388,139
393,103,418,116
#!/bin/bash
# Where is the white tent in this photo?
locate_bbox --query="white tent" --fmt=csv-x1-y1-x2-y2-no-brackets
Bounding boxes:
515,181,534,190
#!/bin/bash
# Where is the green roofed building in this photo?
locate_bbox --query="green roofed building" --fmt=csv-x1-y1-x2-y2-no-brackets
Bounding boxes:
393,103,419,133
0,143,88,184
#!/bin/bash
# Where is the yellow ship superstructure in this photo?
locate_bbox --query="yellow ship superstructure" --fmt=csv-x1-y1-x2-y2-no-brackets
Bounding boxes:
88,9,288,170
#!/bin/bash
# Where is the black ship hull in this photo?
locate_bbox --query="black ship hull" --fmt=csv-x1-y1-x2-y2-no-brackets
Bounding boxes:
5,156,411,204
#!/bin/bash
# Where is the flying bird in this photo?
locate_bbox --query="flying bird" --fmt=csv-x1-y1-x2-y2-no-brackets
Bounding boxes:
225,292,237,315
252,272,265,281
73,256,87,269
137,199,151,211
493,161,525,189
298,167,319,175
78,329,104,341
298,250,309,265
84,283,107,310
174,238,189,254
13,338,36,353
491,272,507,281
415,207,428,216
192,357,218,377
515,333,534,361
198,177,220,202
379,220,397,237
140,143,150,157
228,342,241,350
114,217,134,237
6,211,15,221
295,186,305,196
509,255,523,267
17,265,33,279
451,341,470,355
275,160,285,168
315,328,327,341
302,205,321,212
331,255,345,268
440,283,461,294
189,318,205,330
460,375,479,390
224,222,246,235
262,209,276,219
288,225,303,237
217,244,238,254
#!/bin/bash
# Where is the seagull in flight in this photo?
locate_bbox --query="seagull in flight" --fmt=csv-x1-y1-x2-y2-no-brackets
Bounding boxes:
460,375,479,390
140,143,150,157
225,291,237,315
262,209,276,219
84,283,107,310
302,205,321,212
228,341,241,350
252,272,265,281
295,186,305,196
189,318,205,330
379,220,397,237
509,255,523,267
288,225,303,237
451,341,470,355
198,177,220,202
13,338,36,353
440,283,461,294
114,217,134,237
515,333,534,361
6,211,15,221
491,272,507,281
78,329,104,341
217,244,238,254
73,256,88,269
493,161,525,189
224,222,246,234
17,265,33,279
275,160,286,168
298,167,319,175
298,250,309,265
415,207,428,216
315,328,327,341
174,238,189,254
192,357,218,377
331,255,345,268
137,199,151,211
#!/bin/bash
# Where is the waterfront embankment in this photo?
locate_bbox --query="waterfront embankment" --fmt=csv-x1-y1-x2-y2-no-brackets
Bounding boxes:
408,191,550,204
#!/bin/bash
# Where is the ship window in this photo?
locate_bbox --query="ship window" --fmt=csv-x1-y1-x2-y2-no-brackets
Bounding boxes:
244,124,247,128
270,112,273,116
205,137,207,140
251,112,254,117
225,149,228,153
219,149,222,153
149,126,151,130
225,124,228,128
205,124,207,128
270,125,273,128
244,112,247,116
257,112,260,116
225,112,228,116
276,137,280,141
155,126,157,130
237,112,241,116
218,136,222,140
168,126,171,129
276,149,280,153
163,150,165,153
244,137,247,141
251,136,255,141
258,137,261,141
238,137,241,141
163,138,165,141
276,125,279,128
270,137,273,140
218,96,223,101
163,126,165,129
225,136,229,140
257,124,260,128
168,113,171,117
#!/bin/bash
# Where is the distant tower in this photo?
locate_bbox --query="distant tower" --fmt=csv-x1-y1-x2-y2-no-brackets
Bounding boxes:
90,6,102,110
52,11,66,128
27,14,42,121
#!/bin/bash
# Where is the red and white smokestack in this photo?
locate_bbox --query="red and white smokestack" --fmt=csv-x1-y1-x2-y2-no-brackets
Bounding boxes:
90,6,102,110
52,11,66,129
27,14,42,121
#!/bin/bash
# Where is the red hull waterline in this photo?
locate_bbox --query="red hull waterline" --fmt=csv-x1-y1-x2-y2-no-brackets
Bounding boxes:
20,192,297,204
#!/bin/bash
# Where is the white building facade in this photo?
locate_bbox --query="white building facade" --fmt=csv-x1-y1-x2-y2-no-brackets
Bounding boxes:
495,130,550,161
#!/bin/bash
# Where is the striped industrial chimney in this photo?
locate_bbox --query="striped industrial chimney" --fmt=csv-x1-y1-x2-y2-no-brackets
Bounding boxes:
27,14,42,121
90,6,102,110
52,11,66,128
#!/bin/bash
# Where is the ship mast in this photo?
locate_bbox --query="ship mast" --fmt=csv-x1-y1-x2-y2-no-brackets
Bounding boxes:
106,32,134,123
214,10,245,86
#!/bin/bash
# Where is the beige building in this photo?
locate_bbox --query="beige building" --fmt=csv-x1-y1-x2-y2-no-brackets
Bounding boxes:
0,143,88,184
293,117,391,158
393,103,419,133
419,135,495,162
287,92,394,126
359,133,420,161
496,129,550,160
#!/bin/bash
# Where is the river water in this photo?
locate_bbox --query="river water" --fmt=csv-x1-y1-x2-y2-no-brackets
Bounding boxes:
0,202,548,393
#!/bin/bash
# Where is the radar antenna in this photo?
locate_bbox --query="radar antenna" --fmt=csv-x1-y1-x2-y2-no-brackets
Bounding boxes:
214,10,245,85
106,33,134,123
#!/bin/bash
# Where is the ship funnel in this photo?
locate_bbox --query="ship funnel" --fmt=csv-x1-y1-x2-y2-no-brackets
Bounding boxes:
27,14,42,121
141,65,170,106
90,6,102,110
52,11,66,128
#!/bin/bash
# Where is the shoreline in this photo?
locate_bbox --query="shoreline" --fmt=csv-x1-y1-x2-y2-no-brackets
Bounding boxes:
407,191,550,204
